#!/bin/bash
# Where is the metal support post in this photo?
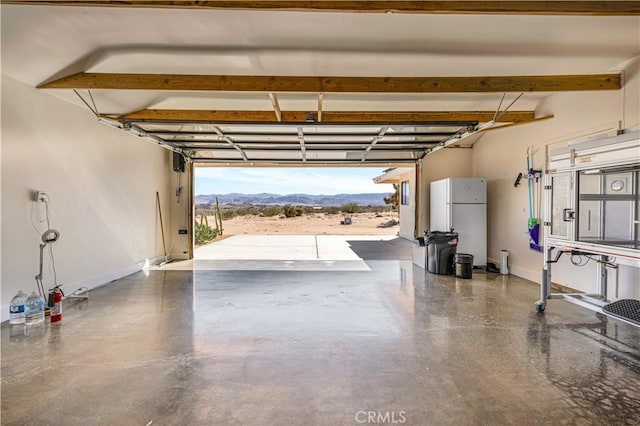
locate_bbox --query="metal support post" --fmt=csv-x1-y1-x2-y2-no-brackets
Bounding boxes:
597,255,609,300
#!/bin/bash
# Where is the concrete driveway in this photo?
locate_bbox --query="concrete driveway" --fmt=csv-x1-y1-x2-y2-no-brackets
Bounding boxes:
156,235,411,271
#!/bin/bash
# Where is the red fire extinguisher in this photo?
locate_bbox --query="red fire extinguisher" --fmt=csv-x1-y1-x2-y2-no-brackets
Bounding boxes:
48,286,63,323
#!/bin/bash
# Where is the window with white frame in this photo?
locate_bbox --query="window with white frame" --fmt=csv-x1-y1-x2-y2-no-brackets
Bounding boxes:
401,181,410,205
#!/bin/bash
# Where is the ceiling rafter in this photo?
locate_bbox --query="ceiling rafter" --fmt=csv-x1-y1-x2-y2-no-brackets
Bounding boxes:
476,114,555,133
318,94,324,123
40,72,621,92
267,93,282,122
4,1,640,16
107,110,535,123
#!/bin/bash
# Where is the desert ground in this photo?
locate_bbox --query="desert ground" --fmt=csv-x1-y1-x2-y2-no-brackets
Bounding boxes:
204,211,399,237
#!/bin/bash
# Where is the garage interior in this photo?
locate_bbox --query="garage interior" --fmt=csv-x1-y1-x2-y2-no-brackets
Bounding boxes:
1,2,640,425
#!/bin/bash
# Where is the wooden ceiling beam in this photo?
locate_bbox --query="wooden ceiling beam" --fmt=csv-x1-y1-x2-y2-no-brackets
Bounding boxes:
4,1,639,16
41,72,620,92
108,109,536,123
478,114,555,133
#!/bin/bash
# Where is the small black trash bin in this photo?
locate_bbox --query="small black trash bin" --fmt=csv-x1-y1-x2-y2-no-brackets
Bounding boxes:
454,253,474,279
425,231,458,275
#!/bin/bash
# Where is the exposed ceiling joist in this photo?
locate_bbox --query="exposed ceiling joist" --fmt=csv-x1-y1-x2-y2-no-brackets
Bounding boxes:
478,114,555,133
318,94,324,123
110,110,535,123
267,93,282,122
40,73,621,93
5,1,640,16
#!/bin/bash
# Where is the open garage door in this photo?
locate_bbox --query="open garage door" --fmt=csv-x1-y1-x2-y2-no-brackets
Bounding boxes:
191,165,407,268
106,120,479,165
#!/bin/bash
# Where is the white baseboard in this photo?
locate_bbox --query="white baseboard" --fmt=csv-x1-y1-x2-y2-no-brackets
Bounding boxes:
487,257,540,284
509,264,541,284
1,255,165,323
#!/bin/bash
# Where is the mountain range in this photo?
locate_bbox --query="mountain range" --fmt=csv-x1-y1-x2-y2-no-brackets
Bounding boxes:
195,192,392,206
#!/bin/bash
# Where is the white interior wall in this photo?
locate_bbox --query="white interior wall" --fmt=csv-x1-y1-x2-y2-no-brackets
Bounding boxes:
420,148,474,233
412,149,473,267
1,75,173,321
398,169,415,241
471,58,640,299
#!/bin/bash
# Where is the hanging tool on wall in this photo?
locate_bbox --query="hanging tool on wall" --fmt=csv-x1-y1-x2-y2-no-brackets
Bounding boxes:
526,147,543,252
35,229,59,299
156,191,171,266
514,172,523,187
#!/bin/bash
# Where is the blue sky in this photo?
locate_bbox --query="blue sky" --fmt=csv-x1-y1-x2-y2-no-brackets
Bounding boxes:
195,167,393,195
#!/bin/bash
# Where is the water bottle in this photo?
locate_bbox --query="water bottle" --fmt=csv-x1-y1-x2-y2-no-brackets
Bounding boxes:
25,292,45,325
9,291,27,324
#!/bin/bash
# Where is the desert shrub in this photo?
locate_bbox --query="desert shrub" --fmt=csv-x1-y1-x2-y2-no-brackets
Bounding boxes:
236,206,260,216
194,222,216,245
263,206,281,217
324,206,340,214
222,209,237,220
340,203,360,214
200,203,392,218
283,204,304,218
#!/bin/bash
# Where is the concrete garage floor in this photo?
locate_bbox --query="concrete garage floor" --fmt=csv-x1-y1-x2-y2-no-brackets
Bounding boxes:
2,237,640,425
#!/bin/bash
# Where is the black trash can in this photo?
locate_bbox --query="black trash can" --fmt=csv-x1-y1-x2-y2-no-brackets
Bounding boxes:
425,231,458,275
454,253,474,279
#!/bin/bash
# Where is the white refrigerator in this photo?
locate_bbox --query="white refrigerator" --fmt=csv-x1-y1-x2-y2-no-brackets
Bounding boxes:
430,178,487,266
